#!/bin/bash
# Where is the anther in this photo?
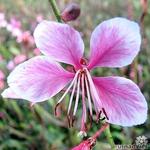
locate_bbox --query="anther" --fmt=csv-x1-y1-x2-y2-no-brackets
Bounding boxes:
102,108,109,120
72,115,76,127
54,103,60,116
67,115,71,128
88,110,93,130
96,110,102,123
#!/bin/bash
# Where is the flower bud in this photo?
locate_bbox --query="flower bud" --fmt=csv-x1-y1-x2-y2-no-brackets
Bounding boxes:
61,3,80,22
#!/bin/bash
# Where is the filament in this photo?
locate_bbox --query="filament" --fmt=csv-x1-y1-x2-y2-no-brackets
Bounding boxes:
81,73,87,128
85,68,102,114
67,73,78,115
57,70,80,105
73,74,81,116
85,75,93,117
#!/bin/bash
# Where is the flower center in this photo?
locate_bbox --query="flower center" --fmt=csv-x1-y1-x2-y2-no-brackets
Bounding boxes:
55,67,109,134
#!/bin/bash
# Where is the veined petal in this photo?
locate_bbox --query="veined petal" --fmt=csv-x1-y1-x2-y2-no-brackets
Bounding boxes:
88,17,141,69
34,21,84,69
93,76,147,126
5,56,74,102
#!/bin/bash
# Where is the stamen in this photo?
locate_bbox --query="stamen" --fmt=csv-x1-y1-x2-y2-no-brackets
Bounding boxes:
67,73,78,115
88,109,93,129
102,108,109,120
55,70,80,116
81,73,87,131
73,73,81,116
96,110,102,123
85,69,109,121
71,115,76,127
85,75,93,117
67,115,71,128
85,68,102,115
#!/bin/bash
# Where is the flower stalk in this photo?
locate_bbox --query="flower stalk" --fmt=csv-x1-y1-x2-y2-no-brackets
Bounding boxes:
48,0,62,22
104,124,116,150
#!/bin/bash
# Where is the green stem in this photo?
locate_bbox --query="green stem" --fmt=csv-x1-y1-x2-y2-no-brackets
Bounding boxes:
48,0,62,22
104,125,116,150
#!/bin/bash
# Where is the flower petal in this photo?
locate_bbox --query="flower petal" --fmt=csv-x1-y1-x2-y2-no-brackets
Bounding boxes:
88,17,141,69
93,76,147,126
1,88,21,99
34,21,84,69
6,56,74,102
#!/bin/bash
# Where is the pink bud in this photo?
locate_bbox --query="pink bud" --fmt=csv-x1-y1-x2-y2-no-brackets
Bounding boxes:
7,61,15,70
14,54,27,64
61,3,80,22
71,140,91,150
71,123,108,150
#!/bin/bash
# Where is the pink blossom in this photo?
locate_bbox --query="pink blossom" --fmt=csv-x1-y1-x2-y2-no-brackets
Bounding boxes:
7,61,15,70
0,12,7,28
7,18,22,37
17,31,34,46
14,54,27,64
2,18,147,129
36,14,43,23
7,55,27,71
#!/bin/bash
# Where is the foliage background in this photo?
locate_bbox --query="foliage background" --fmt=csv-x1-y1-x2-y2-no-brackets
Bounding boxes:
0,0,150,149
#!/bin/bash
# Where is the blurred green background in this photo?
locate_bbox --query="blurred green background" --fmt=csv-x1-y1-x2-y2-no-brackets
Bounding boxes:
0,0,150,149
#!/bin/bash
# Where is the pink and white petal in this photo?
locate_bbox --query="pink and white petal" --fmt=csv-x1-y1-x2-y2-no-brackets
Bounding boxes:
93,76,147,126
6,56,74,102
88,17,141,69
34,21,84,69
1,88,21,99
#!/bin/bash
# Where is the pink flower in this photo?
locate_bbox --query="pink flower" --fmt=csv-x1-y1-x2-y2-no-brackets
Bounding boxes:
7,55,27,71
36,14,43,23
17,31,34,46
7,61,15,70
7,18,22,37
14,54,27,64
2,18,147,129
0,13,7,28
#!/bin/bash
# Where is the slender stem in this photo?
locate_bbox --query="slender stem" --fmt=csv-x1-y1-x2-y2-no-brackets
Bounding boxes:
133,57,138,83
48,0,62,22
104,124,116,150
